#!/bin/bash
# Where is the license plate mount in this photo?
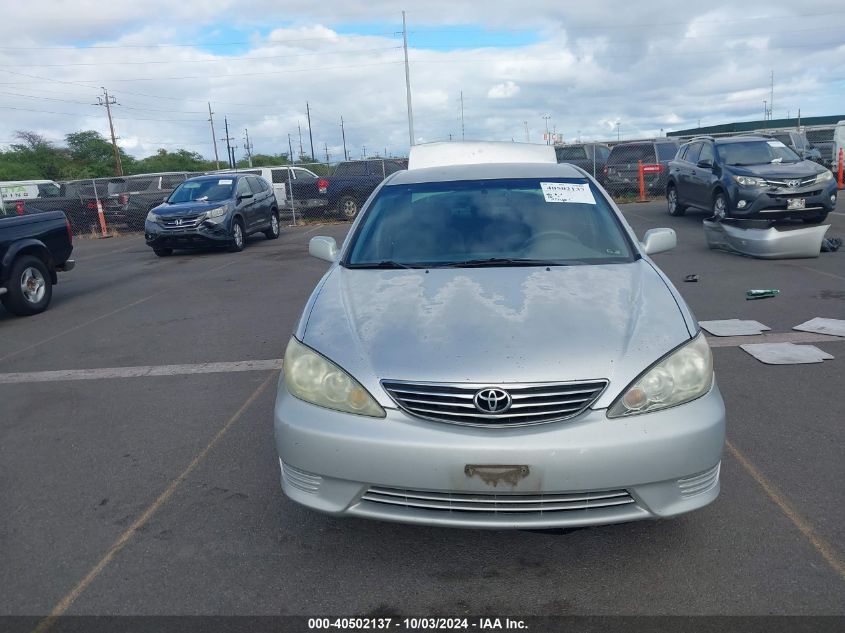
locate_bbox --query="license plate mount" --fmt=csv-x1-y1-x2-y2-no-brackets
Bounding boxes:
464,464,530,487
787,198,806,210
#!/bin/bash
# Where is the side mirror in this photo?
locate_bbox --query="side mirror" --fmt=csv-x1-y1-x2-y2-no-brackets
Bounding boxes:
697,160,713,169
309,236,339,262
641,228,676,255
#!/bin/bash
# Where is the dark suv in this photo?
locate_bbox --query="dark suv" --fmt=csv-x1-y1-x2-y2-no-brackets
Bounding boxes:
666,136,837,224
602,140,679,194
144,173,279,256
554,143,610,177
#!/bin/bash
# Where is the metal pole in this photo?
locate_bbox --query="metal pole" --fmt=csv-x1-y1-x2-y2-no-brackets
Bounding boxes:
523,121,529,143
460,90,465,141
244,128,253,167
341,116,348,161
306,102,315,162
543,115,550,145
223,117,233,169
297,122,304,162
402,11,415,147
208,103,220,170
287,167,297,225
324,142,329,164
288,134,294,164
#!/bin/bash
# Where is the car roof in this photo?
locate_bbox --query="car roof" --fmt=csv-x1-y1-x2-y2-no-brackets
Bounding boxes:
408,141,556,170
185,173,243,182
387,162,586,185
713,135,776,144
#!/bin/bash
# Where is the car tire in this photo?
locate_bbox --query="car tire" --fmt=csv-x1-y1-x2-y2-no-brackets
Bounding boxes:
667,185,686,217
153,248,173,257
337,195,359,219
264,211,281,240
801,212,828,224
712,191,728,221
1,255,53,316
228,219,246,252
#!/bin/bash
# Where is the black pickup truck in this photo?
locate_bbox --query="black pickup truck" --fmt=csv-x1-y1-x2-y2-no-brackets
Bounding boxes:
0,211,75,316
319,159,408,218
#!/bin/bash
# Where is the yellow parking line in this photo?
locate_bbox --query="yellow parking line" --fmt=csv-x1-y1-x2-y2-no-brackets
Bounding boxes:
726,439,845,581
31,371,278,633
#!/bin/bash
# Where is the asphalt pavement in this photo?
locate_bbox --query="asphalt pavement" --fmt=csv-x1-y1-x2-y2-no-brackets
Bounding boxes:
1,199,844,618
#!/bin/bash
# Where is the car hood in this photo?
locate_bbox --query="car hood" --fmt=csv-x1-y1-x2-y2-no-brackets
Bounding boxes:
728,160,825,179
152,200,230,216
300,261,692,409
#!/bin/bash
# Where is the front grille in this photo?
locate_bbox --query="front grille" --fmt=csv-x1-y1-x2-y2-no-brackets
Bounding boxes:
381,380,607,427
161,214,203,230
280,460,322,495
764,176,817,188
360,486,636,514
677,462,720,498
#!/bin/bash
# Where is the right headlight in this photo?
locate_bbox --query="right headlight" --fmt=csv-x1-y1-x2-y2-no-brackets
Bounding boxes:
732,175,765,187
283,337,385,418
206,205,228,218
607,332,713,418
815,170,833,184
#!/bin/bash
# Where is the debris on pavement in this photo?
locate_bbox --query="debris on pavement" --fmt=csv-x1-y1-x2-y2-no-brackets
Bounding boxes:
699,319,771,337
684,274,699,282
821,237,842,252
740,342,834,365
793,317,845,338
703,219,830,259
746,289,780,300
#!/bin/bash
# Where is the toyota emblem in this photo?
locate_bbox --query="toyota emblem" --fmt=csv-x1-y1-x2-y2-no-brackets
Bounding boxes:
787,179,800,188
473,388,512,414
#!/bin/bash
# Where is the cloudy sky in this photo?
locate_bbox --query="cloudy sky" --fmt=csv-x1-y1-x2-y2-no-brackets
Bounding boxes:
1,0,843,161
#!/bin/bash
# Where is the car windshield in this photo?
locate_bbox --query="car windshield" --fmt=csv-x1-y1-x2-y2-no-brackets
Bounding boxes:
345,178,635,268
168,178,234,203
719,141,801,166
555,146,588,160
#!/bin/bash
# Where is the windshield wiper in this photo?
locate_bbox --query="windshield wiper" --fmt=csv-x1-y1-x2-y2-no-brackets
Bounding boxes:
433,257,569,268
345,260,416,269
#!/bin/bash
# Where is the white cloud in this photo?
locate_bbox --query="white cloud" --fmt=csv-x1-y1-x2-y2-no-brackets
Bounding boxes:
487,81,520,99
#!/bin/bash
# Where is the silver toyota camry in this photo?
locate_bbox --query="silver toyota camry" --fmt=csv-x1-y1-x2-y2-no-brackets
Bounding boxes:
274,145,725,529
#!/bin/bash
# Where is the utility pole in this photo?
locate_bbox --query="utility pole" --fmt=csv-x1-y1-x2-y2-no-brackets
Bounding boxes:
402,11,415,147
207,103,220,170
763,100,767,123
95,87,123,176
297,122,304,161
306,102,315,163
288,134,294,164
324,142,330,164
340,116,349,161
362,145,366,159
460,90,465,141
523,121,529,143
616,121,621,141
243,128,253,168
542,114,551,145
770,70,774,121
222,117,235,169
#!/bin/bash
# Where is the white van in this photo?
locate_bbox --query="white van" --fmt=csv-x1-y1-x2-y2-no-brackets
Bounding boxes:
0,180,61,213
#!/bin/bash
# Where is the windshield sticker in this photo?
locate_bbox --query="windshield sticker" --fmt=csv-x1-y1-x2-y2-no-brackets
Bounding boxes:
767,141,787,148
218,179,233,185
540,182,596,205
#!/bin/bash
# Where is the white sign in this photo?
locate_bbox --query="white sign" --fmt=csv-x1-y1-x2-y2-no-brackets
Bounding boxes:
540,182,596,205
218,179,233,185
767,141,787,148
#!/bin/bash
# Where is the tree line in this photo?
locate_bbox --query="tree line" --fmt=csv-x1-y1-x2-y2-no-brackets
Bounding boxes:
0,130,302,181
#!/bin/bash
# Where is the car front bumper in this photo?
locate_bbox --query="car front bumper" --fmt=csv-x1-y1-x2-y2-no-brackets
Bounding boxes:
727,181,837,218
274,382,726,529
144,220,231,249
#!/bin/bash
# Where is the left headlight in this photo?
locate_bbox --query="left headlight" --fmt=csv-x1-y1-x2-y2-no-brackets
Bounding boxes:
283,337,385,418
815,170,833,184
607,332,713,418
146,211,159,223
206,205,228,218
733,175,765,187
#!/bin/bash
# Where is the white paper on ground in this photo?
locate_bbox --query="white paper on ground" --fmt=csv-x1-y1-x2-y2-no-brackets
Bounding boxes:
540,182,596,205
793,317,845,338
699,319,771,337
740,342,834,365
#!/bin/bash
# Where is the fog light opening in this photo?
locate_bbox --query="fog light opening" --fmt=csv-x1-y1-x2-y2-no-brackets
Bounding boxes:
737,200,747,209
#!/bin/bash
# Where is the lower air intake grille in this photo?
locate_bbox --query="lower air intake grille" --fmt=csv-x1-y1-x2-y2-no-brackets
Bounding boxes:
280,460,322,495
677,462,720,498
360,486,636,514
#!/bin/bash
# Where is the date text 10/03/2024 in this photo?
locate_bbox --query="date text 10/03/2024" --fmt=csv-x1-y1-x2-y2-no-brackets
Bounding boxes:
307,617,528,630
